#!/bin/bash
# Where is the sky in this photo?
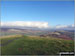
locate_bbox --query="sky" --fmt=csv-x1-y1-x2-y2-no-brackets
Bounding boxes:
1,1,74,28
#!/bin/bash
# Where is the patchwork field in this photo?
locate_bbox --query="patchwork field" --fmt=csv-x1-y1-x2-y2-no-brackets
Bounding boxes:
0,35,74,55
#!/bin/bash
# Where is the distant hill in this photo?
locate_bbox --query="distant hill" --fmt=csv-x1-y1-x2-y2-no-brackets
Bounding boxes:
1,27,74,40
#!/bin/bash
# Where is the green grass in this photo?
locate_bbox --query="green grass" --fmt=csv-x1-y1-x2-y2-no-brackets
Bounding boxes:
0,35,23,45
1,35,74,55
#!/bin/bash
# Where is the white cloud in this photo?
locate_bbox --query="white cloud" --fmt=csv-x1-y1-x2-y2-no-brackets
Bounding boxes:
55,24,74,29
1,21,49,28
72,24,74,27
55,25,68,29
1,21,74,29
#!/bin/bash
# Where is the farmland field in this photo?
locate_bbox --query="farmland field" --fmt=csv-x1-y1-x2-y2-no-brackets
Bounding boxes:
0,35,74,55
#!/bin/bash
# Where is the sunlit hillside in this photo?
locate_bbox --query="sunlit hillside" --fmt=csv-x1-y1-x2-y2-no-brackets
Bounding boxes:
1,35,74,55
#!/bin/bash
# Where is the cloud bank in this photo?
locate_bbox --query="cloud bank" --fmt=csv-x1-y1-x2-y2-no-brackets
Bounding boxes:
1,21,49,28
1,21,74,29
55,24,74,29
55,25,68,29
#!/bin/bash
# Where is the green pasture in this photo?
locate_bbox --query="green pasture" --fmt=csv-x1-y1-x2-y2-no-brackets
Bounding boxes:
1,35,74,55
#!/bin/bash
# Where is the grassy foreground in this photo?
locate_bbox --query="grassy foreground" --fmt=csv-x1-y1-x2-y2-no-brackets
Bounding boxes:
1,35,74,55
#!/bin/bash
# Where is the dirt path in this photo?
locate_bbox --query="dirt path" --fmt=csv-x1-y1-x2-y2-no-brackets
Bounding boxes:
0,38,20,46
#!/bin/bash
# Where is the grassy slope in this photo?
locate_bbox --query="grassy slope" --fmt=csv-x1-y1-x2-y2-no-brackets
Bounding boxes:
1,35,74,55
0,35,22,46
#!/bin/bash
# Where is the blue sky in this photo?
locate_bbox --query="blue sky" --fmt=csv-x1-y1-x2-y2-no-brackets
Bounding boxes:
1,1,74,26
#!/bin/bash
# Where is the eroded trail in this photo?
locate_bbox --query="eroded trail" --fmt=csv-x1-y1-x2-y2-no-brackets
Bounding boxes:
0,38,20,46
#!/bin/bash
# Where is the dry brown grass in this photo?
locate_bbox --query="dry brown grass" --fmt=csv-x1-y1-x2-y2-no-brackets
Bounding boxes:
0,34,22,39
